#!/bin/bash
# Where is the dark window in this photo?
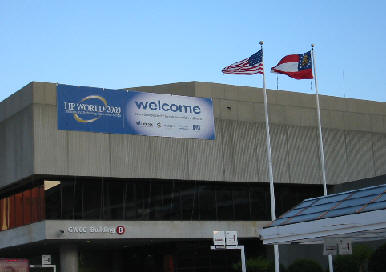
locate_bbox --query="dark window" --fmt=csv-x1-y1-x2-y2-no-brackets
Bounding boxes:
198,185,216,220
38,177,324,222
233,186,250,220
83,180,102,219
61,181,75,219
124,183,136,220
250,185,269,220
178,183,198,220
103,181,124,220
162,182,175,220
74,180,83,219
45,182,60,219
149,183,163,220
216,185,234,220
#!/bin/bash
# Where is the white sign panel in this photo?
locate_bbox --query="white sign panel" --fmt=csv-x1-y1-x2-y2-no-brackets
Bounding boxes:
226,231,238,246
338,239,352,255
213,231,226,246
323,240,337,255
42,255,51,265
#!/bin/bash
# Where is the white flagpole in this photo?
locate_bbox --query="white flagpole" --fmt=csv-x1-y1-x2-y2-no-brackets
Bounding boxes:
260,41,280,272
311,44,333,272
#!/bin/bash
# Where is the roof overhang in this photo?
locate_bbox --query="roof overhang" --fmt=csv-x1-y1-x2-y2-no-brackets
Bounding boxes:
259,209,386,245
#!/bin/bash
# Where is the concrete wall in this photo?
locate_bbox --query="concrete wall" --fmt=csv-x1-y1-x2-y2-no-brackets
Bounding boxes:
1,81,386,188
0,83,34,187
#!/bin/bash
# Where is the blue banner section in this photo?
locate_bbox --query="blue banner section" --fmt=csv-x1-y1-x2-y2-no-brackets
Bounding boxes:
57,84,215,140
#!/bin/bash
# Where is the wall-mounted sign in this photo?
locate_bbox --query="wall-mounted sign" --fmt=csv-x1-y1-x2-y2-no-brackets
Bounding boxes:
323,240,337,255
225,231,238,246
41,255,51,265
66,225,123,234
338,239,352,255
116,226,125,235
213,231,226,246
57,84,215,140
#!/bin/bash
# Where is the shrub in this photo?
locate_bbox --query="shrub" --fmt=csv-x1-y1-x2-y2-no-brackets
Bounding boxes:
368,243,386,272
334,244,373,272
334,255,358,272
287,259,323,272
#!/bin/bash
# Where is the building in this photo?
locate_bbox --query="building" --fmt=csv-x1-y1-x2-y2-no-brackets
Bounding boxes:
0,81,385,271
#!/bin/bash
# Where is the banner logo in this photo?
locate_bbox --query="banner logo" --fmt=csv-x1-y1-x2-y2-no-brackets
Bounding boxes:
63,95,121,123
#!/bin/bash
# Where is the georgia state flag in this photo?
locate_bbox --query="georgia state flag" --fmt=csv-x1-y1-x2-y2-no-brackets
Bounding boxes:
271,51,313,79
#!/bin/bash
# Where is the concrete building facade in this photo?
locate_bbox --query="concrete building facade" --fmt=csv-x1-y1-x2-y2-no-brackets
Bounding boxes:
0,81,385,271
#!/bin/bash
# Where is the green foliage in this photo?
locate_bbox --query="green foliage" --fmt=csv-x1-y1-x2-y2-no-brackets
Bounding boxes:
334,255,359,272
287,259,323,272
232,256,286,272
334,244,373,272
368,243,386,272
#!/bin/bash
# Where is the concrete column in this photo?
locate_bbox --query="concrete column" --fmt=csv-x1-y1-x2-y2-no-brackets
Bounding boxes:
60,244,78,272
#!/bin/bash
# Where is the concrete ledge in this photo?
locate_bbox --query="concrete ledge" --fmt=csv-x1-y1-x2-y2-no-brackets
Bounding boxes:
45,220,267,240
0,221,46,249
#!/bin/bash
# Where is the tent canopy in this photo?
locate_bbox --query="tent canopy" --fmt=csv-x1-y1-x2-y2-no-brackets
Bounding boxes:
260,184,386,245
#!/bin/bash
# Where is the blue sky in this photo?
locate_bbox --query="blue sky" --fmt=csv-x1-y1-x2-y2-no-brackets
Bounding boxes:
1,1,385,102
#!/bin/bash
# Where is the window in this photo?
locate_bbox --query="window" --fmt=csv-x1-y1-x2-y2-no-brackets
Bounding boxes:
216,185,234,220
37,177,323,222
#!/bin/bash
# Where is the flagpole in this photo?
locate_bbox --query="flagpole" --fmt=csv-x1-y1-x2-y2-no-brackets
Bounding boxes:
311,44,333,272
260,41,280,272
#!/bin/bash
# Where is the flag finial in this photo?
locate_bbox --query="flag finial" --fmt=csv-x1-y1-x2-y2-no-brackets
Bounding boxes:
311,43,315,48
259,41,264,45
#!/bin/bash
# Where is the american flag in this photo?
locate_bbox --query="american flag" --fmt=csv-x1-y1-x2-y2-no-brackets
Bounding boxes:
222,49,264,75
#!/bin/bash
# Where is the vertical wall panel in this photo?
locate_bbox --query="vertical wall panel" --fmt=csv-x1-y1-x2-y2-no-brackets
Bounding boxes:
33,104,68,175
8,196,15,229
147,137,189,180
222,121,260,182
372,133,386,176
0,122,5,185
15,193,23,227
68,131,111,177
270,125,290,183
323,128,348,184
23,189,32,225
110,134,157,178
345,131,375,181
3,107,34,185
40,186,46,220
287,126,321,184
31,187,40,223
187,120,225,181
0,199,6,230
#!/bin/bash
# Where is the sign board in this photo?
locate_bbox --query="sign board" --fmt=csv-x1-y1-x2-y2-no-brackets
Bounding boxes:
41,255,51,265
323,240,337,255
338,239,352,255
57,84,215,140
213,231,226,246
225,231,238,246
0,258,29,272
